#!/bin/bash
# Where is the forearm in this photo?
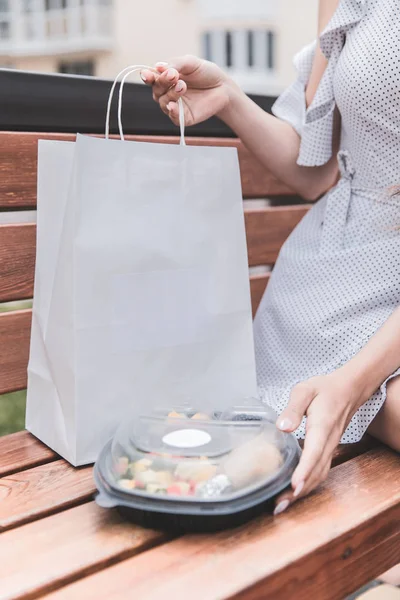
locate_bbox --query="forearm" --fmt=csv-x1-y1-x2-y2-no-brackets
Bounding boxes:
218,85,339,201
338,306,400,407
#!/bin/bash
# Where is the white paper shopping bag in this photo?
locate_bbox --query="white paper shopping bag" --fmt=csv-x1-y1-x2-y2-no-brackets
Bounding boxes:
26,66,257,466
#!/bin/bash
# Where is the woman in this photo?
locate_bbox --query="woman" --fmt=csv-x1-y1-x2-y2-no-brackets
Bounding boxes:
141,0,400,520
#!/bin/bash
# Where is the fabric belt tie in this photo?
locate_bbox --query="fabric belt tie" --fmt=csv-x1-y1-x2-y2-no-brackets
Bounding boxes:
319,149,375,255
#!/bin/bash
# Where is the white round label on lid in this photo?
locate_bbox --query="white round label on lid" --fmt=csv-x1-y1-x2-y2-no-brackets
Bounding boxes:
162,428,211,449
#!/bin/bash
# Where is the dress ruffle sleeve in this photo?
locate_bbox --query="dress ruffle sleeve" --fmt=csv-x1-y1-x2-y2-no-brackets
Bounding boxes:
272,0,366,167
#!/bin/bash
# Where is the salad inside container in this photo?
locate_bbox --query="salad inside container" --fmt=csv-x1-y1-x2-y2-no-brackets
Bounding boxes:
94,400,301,531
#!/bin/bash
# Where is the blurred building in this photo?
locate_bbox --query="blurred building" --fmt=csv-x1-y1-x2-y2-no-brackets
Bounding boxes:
0,0,318,94
0,0,200,77
198,0,318,95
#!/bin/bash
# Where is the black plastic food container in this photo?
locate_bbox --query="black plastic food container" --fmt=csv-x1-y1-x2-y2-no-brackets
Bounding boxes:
94,402,301,532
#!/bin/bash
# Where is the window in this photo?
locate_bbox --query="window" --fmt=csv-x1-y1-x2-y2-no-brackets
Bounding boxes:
0,21,9,39
202,31,211,62
0,0,9,39
58,60,95,76
267,31,275,70
202,29,276,71
23,0,33,12
45,0,68,10
247,31,254,68
225,31,232,68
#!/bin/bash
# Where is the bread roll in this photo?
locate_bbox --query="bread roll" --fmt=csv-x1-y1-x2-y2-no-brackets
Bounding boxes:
222,435,283,489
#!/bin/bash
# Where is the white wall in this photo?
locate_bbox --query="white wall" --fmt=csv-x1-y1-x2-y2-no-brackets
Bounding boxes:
198,0,277,21
96,0,201,78
275,0,318,88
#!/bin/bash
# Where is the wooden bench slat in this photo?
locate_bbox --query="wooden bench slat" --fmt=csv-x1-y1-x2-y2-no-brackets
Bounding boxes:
0,132,294,210
40,448,400,600
0,310,31,395
0,431,57,478
245,205,309,266
0,271,270,395
249,272,270,317
0,459,94,532
0,429,376,485
0,223,35,302
0,207,306,303
331,435,378,468
0,501,169,600
0,431,378,533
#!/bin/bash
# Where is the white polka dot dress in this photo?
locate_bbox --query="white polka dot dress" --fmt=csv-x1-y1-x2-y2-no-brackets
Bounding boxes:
254,0,400,443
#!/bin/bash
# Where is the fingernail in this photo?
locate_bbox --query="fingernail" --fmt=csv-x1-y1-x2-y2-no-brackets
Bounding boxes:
140,73,147,82
175,80,184,92
155,61,168,67
293,481,305,498
166,68,176,80
274,499,290,516
167,102,173,111
278,418,294,431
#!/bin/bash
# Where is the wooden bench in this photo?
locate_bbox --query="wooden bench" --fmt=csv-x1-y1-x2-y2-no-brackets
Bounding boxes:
0,131,400,600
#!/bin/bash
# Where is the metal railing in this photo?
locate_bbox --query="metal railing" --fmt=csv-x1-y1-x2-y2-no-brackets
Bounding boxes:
0,68,276,135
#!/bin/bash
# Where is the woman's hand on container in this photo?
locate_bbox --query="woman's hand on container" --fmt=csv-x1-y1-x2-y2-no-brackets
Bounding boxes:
141,56,238,126
273,372,363,515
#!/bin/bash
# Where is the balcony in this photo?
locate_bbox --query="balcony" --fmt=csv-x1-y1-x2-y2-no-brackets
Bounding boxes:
0,0,113,57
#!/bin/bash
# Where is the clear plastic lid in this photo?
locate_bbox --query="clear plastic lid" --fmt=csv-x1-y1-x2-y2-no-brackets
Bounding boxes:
99,400,298,504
